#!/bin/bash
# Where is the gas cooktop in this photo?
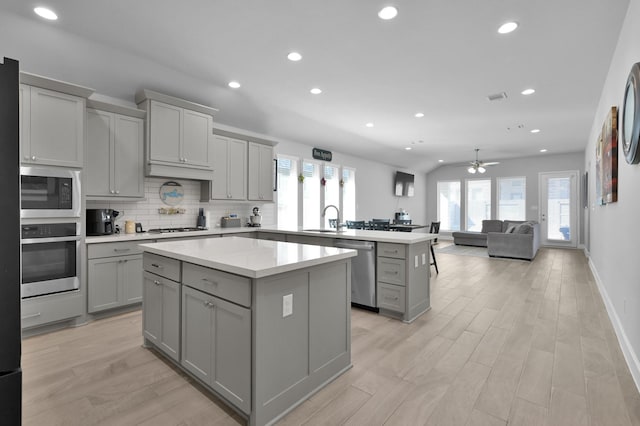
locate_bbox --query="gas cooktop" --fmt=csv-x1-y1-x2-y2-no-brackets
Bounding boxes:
147,227,205,234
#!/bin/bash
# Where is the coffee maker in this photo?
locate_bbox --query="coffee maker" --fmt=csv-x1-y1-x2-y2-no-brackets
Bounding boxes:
86,209,119,236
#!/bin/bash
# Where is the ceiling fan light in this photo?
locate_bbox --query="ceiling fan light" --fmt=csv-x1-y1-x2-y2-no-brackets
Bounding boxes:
478,166,486,173
468,167,476,174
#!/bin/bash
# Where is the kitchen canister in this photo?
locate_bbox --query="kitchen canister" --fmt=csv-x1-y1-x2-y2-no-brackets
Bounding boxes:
125,220,136,234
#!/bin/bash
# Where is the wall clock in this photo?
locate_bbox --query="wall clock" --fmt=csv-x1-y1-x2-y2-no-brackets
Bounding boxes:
622,62,640,164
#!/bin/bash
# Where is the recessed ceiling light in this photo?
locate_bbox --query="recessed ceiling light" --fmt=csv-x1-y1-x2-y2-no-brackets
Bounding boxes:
287,52,302,62
540,149,548,153
405,147,412,151
228,81,241,89
498,21,518,34
310,88,322,95
378,6,398,20
438,159,444,163
34,7,58,20
521,88,535,95
415,112,424,118
365,122,374,128
530,129,540,133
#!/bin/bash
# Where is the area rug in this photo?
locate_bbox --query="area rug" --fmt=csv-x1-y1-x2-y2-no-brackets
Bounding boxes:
434,243,489,258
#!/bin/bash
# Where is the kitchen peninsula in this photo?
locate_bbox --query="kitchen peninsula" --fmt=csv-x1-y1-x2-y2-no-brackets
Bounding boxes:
139,237,356,426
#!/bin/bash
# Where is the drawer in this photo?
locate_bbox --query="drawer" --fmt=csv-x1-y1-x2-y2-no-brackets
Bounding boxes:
377,242,406,259
183,262,251,308
21,290,83,329
378,283,405,313
377,257,406,286
143,252,181,282
88,240,148,259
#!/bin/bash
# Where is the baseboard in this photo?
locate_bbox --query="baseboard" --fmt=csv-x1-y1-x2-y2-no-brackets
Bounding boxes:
588,258,640,392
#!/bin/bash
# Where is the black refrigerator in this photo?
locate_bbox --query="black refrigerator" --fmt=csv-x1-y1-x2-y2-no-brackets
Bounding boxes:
0,57,22,424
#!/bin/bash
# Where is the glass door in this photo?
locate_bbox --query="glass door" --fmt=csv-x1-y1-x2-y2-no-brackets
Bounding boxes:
539,171,578,247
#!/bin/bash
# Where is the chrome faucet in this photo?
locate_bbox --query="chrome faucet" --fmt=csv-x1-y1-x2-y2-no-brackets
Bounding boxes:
322,204,343,231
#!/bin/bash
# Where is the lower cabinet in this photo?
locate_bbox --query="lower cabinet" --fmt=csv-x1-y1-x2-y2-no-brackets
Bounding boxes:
88,255,142,312
143,271,181,362
181,285,251,414
87,241,146,313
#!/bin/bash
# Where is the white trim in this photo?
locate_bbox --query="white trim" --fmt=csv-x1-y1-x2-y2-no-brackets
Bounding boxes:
538,170,579,248
589,258,640,393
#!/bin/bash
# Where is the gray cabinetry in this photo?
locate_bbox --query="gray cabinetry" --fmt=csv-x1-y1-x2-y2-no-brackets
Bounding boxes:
181,285,251,413
86,103,144,199
87,241,145,313
376,241,430,322
248,142,274,201
143,252,182,362
136,89,217,180
19,85,86,167
205,134,247,200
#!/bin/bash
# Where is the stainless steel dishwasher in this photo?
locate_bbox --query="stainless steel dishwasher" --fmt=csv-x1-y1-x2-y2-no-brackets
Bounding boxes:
335,239,377,311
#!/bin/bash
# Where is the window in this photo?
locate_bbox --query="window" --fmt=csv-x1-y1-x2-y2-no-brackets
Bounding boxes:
276,155,298,227
302,160,321,229
437,181,461,231
342,168,356,222
466,179,491,231
497,177,526,220
323,164,340,227
277,156,356,229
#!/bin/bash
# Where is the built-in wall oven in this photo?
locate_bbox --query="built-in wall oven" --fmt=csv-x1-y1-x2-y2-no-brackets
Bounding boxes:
20,167,81,218
21,223,80,299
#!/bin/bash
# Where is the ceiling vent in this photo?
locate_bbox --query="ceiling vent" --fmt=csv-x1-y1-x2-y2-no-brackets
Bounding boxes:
487,92,508,101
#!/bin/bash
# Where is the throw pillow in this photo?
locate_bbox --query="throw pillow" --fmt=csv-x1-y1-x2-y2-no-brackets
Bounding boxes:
515,223,533,234
505,225,517,233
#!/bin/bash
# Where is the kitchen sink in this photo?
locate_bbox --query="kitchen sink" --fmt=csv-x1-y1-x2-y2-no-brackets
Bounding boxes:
302,229,346,233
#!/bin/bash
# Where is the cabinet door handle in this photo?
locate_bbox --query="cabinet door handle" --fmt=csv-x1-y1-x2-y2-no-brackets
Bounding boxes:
31,155,36,161
384,296,399,301
150,263,163,269
202,278,218,286
114,248,131,252
115,190,120,194
385,271,399,275
22,312,41,320
153,280,161,286
204,300,214,308
384,250,398,254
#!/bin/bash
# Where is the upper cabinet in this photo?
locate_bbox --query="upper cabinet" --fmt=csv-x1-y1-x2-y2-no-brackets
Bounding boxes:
19,73,94,168
86,100,145,199
136,90,218,180
201,128,277,202
248,142,274,201
209,135,247,200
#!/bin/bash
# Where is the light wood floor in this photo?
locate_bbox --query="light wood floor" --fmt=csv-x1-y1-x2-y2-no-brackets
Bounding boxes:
22,247,640,425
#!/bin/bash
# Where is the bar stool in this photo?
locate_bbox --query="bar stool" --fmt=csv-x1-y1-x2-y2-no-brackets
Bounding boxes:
429,221,440,274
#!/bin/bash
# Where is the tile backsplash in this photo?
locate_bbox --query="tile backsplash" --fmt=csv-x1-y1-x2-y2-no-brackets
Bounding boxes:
87,177,275,231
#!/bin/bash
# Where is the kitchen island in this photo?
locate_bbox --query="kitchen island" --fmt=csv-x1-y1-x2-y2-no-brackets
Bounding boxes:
139,237,356,426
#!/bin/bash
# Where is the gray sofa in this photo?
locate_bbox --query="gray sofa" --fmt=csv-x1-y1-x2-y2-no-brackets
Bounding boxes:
452,219,540,260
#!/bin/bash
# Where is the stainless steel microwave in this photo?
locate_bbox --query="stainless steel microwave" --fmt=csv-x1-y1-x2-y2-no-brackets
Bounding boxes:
20,167,81,218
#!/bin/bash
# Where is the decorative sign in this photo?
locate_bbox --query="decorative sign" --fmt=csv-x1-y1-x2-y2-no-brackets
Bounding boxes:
312,148,332,161
159,181,184,206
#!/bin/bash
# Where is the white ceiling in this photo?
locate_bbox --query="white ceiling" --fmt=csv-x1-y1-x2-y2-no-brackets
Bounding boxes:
0,0,631,172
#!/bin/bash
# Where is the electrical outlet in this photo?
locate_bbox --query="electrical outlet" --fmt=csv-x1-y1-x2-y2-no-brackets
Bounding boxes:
415,255,419,268
422,253,426,265
283,294,293,318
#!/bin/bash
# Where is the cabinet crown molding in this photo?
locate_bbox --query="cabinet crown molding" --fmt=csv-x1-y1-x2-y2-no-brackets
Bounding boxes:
135,89,218,117
20,71,94,98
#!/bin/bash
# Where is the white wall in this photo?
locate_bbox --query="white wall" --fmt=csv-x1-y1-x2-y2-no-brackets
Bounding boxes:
584,0,640,386
425,152,584,239
275,139,428,226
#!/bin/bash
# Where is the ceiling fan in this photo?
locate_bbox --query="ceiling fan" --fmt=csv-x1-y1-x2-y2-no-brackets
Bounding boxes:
467,148,499,174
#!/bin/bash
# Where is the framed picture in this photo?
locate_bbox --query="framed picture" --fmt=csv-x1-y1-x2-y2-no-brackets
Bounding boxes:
595,106,618,205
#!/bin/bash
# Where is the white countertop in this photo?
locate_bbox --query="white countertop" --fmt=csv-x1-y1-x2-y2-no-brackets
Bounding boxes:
86,225,436,244
85,227,252,243
140,237,357,278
